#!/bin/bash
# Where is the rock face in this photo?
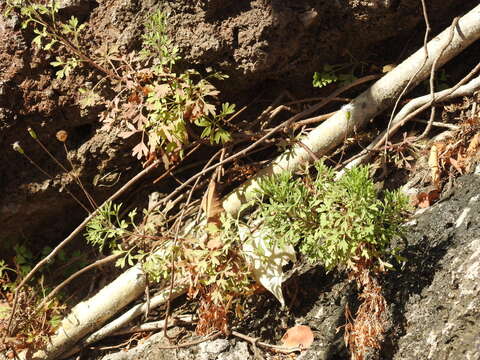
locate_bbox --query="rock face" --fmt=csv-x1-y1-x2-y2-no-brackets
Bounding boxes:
87,0,468,93
390,174,480,360
92,174,480,360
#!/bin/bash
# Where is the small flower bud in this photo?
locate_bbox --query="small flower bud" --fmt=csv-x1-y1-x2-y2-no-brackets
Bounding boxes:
27,127,38,139
56,130,68,142
12,141,25,154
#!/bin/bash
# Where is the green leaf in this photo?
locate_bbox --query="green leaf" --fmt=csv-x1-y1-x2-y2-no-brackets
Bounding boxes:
44,39,56,50
200,126,211,138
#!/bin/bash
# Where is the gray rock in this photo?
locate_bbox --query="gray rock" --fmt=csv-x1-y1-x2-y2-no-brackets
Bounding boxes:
200,339,230,354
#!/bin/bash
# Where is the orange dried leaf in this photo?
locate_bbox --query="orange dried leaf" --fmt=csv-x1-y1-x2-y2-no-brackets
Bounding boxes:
467,132,480,155
127,91,141,104
428,144,440,189
201,179,224,248
416,190,440,208
201,179,223,229
416,192,430,208
449,157,463,175
281,325,314,349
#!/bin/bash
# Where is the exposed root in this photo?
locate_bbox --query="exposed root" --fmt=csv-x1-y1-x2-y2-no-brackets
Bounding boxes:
344,263,388,360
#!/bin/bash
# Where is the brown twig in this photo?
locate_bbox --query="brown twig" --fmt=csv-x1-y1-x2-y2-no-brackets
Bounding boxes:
162,150,222,340
15,150,91,213
153,143,202,184
22,0,122,82
293,110,338,130
284,96,350,106
338,63,480,172
372,62,480,151
296,141,320,162
29,128,98,211
62,142,98,210
416,17,460,140
384,0,431,153
231,330,302,354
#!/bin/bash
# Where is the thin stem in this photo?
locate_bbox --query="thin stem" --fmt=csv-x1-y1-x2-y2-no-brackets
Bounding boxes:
6,160,161,336
63,142,98,209
152,75,379,211
19,151,90,213
31,130,97,210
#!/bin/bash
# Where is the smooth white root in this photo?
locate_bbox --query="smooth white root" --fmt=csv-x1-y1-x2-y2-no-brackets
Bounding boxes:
60,284,188,359
32,266,147,360
222,4,480,216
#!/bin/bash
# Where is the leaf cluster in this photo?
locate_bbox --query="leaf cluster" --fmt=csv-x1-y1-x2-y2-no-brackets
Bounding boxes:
116,11,235,159
182,215,255,333
6,0,86,79
84,201,255,334
186,215,254,303
85,202,137,252
6,3,235,161
255,161,410,271
313,64,357,89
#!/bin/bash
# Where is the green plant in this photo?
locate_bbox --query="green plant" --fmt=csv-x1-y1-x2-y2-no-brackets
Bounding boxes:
5,0,88,78
253,161,410,359
84,201,255,334
13,244,35,277
0,252,67,354
139,10,179,70
6,3,235,160
115,10,235,159
0,260,15,291
185,213,255,334
85,202,138,252
254,161,409,271
313,64,357,89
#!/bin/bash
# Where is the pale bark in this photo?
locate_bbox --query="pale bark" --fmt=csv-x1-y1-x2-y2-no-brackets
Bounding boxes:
339,74,480,175
33,266,146,360
60,285,188,359
222,4,480,216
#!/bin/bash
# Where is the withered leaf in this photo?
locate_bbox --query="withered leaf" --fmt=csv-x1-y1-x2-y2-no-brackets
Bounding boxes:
154,83,171,98
131,141,149,160
201,179,223,230
467,132,480,155
415,190,440,209
281,325,314,349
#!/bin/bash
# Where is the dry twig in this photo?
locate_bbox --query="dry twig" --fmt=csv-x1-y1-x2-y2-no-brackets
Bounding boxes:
339,64,480,173
231,330,302,354
6,159,160,337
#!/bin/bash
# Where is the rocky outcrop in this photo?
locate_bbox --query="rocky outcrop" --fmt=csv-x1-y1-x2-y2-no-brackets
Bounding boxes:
390,173,480,360
92,173,480,360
